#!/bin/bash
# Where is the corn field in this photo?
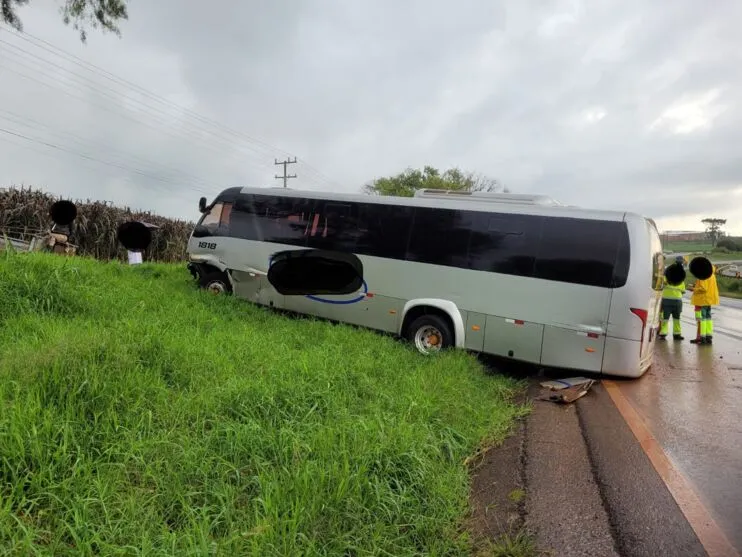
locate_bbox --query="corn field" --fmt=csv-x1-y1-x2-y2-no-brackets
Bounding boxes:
0,186,196,262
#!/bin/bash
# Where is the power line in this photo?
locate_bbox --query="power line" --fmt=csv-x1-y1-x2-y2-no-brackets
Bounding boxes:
0,27,343,189
0,42,336,189
0,43,280,177
274,157,297,188
0,109,223,190
0,125,210,196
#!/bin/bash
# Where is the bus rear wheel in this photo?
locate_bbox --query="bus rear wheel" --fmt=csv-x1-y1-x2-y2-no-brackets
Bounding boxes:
405,314,453,355
199,269,232,295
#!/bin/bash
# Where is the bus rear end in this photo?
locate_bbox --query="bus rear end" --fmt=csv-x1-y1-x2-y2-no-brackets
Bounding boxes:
602,215,664,377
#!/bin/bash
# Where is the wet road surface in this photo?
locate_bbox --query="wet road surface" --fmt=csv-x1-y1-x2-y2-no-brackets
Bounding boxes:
616,295,742,552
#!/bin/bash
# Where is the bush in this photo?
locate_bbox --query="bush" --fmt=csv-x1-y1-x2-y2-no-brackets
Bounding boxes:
716,238,741,252
718,276,741,292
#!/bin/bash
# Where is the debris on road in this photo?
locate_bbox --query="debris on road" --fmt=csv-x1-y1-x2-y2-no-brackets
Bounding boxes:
539,376,592,390
537,380,596,404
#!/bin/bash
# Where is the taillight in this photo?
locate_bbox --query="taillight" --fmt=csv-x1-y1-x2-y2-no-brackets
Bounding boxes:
630,307,649,354
630,307,648,327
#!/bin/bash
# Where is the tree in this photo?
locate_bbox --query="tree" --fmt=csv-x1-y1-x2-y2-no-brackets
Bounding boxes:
362,165,509,197
702,218,726,247
1,0,128,42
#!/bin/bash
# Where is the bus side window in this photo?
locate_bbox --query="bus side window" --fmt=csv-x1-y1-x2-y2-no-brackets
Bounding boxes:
229,196,263,241
307,202,359,251
467,213,540,277
406,207,471,267
259,196,313,247
534,217,623,288
355,203,414,260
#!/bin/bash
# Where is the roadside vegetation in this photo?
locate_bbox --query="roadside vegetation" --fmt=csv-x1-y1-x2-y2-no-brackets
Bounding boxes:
1,186,194,263
664,238,742,298
0,251,527,556
664,238,742,259
714,276,742,299
663,241,715,253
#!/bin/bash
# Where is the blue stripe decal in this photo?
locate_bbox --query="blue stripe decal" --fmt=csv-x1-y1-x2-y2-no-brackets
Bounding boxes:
305,279,368,304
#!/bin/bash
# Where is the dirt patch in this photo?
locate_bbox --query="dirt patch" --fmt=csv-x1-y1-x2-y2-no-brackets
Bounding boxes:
465,384,532,550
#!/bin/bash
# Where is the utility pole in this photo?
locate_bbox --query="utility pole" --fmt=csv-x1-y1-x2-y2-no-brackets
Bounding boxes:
274,157,297,188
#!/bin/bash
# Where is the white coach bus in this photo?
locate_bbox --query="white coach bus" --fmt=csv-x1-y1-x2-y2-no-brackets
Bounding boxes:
186,186,664,378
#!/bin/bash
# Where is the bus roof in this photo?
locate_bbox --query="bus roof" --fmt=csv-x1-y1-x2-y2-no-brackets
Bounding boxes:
212,185,645,223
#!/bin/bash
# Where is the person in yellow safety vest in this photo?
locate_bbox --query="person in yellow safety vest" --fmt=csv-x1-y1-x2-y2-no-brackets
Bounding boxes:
659,260,687,341
689,256,720,345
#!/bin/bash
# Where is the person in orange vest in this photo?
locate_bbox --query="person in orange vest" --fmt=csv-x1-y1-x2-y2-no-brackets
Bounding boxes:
689,256,720,345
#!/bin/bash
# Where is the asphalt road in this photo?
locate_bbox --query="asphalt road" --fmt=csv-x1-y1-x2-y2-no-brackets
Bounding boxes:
616,294,742,552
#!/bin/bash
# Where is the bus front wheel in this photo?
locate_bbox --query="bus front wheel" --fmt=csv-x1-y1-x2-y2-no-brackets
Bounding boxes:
405,314,453,355
199,269,232,295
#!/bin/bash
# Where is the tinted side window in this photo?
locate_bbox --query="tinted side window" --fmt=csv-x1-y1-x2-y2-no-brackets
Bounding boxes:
249,195,314,247
355,203,414,260
306,201,361,252
406,207,472,267
467,213,541,277
534,217,624,287
612,227,631,288
229,195,260,240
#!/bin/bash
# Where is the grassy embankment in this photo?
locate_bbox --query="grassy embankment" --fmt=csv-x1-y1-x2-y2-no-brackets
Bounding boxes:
0,251,527,556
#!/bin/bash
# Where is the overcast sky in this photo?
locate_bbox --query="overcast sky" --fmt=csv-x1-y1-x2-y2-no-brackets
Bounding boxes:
1,0,741,234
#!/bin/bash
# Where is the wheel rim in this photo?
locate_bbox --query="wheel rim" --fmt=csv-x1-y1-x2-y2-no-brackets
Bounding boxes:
414,325,443,354
206,280,227,294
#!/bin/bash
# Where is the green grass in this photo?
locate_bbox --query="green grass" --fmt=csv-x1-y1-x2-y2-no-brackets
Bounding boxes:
663,241,712,253
663,240,742,262
0,251,527,556
706,252,742,262
717,275,742,299
475,530,540,557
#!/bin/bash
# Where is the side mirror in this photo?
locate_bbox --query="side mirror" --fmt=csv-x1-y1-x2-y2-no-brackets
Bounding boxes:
199,197,207,213
192,224,210,238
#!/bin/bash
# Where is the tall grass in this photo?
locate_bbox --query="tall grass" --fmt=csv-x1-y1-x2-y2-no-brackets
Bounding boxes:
0,252,526,556
0,185,194,263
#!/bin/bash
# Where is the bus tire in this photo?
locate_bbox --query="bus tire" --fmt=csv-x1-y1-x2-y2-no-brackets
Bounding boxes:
199,269,232,295
405,314,453,355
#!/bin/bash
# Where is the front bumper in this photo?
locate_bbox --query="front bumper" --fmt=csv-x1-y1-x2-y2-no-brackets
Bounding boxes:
186,262,200,280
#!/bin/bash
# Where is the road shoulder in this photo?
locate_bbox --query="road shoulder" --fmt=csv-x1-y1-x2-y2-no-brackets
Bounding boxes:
468,378,708,556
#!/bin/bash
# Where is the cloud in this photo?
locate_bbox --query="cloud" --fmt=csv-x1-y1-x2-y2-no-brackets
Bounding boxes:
1,0,741,235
